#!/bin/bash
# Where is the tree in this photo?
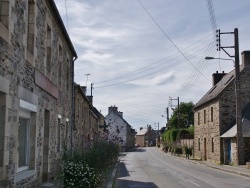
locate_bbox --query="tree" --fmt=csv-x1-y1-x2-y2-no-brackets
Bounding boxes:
167,102,194,129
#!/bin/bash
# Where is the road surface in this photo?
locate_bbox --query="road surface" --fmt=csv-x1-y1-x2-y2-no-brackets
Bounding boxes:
114,147,250,188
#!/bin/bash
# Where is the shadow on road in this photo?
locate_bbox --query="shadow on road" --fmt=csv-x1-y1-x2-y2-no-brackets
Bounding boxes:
115,159,158,188
128,148,146,152
116,162,130,177
115,179,158,188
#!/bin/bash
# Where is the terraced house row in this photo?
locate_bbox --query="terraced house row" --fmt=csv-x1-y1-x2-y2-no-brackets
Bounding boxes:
0,0,108,187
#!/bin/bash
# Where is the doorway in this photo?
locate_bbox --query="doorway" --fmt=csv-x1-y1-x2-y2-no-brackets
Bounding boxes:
42,110,50,182
204,138,207,160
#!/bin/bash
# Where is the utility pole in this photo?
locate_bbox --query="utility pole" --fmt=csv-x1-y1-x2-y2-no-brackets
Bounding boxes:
169,97,180,128
216,28,244,165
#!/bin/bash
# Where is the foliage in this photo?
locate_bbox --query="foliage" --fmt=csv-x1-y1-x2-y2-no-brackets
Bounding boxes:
174,147,183,155
162,128,190,142
167,102,194,129
57,140,120,188
63,160,99,188
187,125,194,135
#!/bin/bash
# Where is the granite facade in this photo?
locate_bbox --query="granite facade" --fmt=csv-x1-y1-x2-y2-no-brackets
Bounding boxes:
0,0,77,187
194,52,250,164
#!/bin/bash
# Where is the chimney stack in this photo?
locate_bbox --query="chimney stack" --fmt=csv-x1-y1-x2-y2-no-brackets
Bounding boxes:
212,71,226,86
241,51,250,70
81,86,87,95
108,106,118,114
117,111,123,118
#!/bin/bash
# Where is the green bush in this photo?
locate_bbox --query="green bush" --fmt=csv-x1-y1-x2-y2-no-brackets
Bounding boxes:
174,147,183,155
63,160,99,188
57,140,120,188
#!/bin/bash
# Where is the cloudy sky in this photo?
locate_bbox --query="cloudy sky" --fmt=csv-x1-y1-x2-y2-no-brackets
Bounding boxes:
54,0,250,131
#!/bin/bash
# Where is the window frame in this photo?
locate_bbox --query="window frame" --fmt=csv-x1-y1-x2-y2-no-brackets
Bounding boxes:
17,111,31,173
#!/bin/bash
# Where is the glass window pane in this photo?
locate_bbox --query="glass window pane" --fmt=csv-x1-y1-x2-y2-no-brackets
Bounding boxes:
18,118,29,167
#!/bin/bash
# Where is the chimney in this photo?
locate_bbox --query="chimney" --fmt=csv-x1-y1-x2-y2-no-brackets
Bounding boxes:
117,111,123,118
81,86,87,95
87,96,93,105
241,51,250,69
108,106,118,114
212,71,226,86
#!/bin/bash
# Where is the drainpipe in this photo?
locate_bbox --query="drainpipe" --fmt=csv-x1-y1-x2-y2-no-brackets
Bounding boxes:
71,56,77,151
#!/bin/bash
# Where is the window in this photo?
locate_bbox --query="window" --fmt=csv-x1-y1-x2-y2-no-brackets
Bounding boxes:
65,120,69,149
77,98,80,119
82,102,84,122
198,138,200,151
0,0,9,28
46,25,51,76
18,99,37,173
0,92,6,167
211,107,213,122
204,110,206,124
57,115,61,152
212,137,214,153
27,0,35,54
66,59,70,91
58,45,62,89
198,112,200,125
18,114,31,172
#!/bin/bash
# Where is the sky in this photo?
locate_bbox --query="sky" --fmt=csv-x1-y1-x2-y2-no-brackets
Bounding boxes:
54,0,250,131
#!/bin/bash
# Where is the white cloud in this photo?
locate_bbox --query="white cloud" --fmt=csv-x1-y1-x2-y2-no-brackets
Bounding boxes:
54,0,250,131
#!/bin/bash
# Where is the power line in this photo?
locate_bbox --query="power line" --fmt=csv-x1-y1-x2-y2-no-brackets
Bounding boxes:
95,34,213,88
65,0,69,32
95,33,213,85
137,0,209,81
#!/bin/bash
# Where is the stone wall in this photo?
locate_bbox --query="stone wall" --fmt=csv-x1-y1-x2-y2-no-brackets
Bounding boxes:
0,0,76,187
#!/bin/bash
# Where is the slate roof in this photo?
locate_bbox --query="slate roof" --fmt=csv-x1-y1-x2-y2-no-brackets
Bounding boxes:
136,128,148,136
195,70,235,109
49,1,77,58
221,102,250,138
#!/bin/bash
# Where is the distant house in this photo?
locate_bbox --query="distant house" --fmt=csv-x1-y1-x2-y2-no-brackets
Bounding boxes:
194,51,250,164
74,84,106,150
136,125,156,147
105,106,135,151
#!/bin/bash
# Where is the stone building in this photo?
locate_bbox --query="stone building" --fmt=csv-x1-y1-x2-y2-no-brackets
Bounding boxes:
74,84,107,150
0,0,77,187
194,51,250,165
136,125,156,147
105,106,135,151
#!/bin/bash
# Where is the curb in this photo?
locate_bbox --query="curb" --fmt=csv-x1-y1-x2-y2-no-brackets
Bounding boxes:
107,161,119,188
203,164,250,179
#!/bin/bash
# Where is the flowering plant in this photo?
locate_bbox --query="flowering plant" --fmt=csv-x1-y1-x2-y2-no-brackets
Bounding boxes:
63,160,99,188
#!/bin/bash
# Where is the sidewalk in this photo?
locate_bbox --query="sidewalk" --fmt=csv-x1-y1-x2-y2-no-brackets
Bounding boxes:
163,150,250,179
190,159,250,178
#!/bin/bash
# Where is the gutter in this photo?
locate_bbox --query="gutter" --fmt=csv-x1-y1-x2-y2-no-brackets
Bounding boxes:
71,56,77,151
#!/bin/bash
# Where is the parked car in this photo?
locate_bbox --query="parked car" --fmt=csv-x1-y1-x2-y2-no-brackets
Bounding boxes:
135,143,140,147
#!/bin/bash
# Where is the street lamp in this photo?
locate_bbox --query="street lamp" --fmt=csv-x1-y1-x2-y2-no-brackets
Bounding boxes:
205,55,244,165
205,56,234,62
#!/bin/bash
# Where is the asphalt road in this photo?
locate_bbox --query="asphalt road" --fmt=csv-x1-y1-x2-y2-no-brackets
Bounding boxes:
114,147,250,188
